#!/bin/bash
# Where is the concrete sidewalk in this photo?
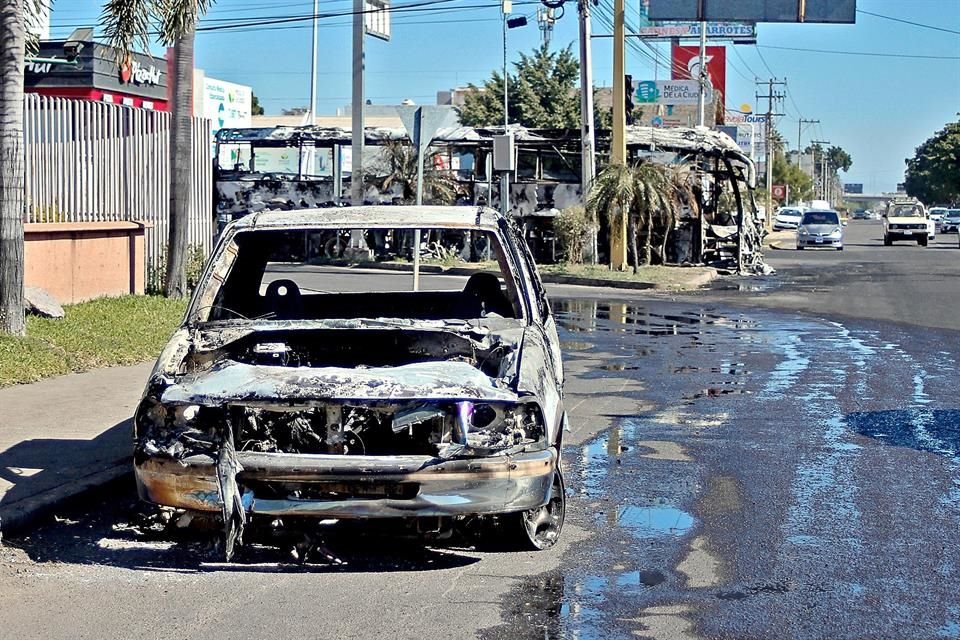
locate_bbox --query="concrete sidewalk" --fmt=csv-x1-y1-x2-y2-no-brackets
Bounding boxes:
0,362,153,534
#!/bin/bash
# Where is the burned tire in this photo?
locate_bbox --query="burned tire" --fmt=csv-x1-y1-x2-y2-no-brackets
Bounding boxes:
506,467,565,551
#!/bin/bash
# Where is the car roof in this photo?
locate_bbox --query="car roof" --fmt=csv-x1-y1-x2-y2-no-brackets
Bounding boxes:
230,205,506,231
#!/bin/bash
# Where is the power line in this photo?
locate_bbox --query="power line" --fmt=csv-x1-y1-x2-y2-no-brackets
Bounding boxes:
758,45,960,60
856,9,960,36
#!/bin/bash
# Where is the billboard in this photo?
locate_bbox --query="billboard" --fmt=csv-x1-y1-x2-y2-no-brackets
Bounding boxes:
198,76,252,135
844,183,864,194
647,0,856,23
636,22,756,40
634,79,712,105
672,45,726,104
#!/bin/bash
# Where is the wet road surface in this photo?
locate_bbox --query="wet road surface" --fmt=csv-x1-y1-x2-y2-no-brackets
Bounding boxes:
2,296,959,639
483,298,960,639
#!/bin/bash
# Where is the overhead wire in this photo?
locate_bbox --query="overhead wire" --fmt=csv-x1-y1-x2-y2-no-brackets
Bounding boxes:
856,9,960,36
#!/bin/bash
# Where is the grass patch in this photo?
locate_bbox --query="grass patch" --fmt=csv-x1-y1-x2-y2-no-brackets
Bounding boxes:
538,263,716,287
0,295,187,387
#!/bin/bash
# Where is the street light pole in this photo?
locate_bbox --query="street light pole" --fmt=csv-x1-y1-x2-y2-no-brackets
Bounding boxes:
351,0,365,206
578,0,597,263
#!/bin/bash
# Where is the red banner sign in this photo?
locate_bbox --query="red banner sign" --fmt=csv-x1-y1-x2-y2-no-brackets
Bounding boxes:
671,45,726,104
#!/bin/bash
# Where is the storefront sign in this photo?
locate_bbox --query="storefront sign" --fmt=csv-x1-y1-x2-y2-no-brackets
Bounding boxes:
636,22,756,40
120,59,162,86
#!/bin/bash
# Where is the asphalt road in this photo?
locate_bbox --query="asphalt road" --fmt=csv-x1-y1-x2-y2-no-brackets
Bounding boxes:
1,224,958,639
701,219,960,331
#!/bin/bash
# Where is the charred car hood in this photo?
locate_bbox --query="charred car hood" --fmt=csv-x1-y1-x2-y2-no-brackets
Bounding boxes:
161,359,519,405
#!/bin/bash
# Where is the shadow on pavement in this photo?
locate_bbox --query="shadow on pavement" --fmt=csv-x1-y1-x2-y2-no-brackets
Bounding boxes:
846,409,960,460
5,477,483,575
0,418,132,526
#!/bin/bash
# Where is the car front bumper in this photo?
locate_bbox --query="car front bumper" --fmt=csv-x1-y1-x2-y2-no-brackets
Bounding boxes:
797,235,842,247
135,448,556,518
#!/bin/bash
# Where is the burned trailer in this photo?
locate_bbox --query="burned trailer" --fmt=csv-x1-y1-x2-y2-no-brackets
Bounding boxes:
212,125,583,232
621,125,765,274
213,126,407,224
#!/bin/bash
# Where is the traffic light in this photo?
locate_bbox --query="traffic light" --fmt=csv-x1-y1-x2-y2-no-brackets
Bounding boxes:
625,74,635,125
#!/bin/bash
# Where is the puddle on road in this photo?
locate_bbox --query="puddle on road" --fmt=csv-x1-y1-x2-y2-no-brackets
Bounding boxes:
612,504,695,539
551,299,742,338
683,387,751,400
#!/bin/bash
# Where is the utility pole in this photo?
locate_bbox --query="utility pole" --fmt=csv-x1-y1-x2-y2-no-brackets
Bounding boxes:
578,0,597,263
538,6,555,47
797,117,818,166
308,0,318,125
351,0,365,205
811,139,831,201
696,15,707,126
610,0,627,269
756,78,786,228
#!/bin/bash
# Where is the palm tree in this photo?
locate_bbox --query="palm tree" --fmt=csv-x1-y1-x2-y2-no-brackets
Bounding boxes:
368,140,458,205
587,161,682,272
102,1,214,298
0,0,42,336
586,163,635,270
630,162,676,268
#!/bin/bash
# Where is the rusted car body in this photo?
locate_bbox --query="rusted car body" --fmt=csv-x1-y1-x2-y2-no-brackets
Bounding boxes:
134,206,567,556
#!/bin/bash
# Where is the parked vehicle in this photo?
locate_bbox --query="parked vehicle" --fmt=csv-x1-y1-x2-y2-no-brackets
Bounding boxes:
929,207,948,229
883,198,930,246
941,209,960,233
796,209,844,250
134,206,568,559
773,207,804,230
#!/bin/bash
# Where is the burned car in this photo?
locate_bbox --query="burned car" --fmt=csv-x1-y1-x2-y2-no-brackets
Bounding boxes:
135,206,567,558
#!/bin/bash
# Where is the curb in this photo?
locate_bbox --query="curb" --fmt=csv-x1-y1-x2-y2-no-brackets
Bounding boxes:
0,458,130,537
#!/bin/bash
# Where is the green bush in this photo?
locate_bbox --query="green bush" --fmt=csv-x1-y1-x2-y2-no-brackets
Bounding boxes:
553,205,593,264
147,245,208,295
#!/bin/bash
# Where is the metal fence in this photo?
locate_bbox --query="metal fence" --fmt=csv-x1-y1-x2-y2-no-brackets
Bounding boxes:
23,94,214,291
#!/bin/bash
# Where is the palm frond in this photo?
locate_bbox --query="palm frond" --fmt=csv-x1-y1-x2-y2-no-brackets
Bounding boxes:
158,0,216,44
100,0,157,59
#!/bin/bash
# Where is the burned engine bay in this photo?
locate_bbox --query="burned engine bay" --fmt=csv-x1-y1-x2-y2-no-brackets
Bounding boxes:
136,325,548,462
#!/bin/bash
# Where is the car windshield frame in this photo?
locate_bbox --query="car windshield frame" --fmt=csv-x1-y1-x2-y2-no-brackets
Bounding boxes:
801,210,840,226
187,222,534,327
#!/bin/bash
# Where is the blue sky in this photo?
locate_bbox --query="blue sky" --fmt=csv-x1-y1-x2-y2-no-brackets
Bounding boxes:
48,0,960,192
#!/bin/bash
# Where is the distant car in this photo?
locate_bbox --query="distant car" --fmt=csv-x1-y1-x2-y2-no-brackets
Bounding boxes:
883,198,930,246
851,210,870,220
796,209,844,250
930,207,948,228
941,209,960,233
773,207,804,230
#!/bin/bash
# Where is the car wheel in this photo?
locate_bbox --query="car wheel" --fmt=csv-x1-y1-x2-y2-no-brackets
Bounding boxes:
796,245,804,250
837,246,844,251
507,467,565,551
918,237,928,247
884,236,892,246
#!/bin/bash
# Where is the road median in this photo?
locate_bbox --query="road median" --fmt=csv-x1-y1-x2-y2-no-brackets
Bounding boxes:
374,261,719,291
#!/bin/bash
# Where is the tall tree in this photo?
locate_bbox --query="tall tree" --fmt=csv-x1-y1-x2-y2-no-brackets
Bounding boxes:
827,145,852,173
904,121,960,206
251,92,265,116
0,0,26,334
459,44,581,129
102,0,215,298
